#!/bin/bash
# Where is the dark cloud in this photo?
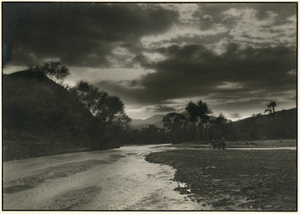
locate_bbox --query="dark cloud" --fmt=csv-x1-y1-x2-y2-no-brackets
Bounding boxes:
3,3,178,67
101,43,296,107
151,44,294,99
131,54,154,69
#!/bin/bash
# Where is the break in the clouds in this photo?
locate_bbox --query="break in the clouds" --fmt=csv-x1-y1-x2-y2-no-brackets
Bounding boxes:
146,105,176,113
3,2,297,120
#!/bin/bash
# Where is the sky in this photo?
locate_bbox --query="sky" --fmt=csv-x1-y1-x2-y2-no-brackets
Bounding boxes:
2,2,297,121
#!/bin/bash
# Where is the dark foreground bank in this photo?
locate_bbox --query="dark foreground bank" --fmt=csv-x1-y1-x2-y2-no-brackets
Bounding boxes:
145,149,297,211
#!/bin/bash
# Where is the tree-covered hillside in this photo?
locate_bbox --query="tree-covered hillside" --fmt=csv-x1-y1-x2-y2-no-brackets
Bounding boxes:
3,70,107,160
229,108,297,140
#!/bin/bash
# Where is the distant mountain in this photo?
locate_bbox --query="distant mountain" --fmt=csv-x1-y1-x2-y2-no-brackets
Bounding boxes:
130,115,165,129
153,120,164,128
130,119,145,126
144,115,165,124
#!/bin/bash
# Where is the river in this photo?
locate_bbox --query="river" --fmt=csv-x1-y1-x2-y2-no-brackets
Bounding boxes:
3,144,208,210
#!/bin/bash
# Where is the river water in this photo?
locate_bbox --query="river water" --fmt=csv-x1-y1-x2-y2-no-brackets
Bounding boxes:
3,144,296,210
3,144,208,210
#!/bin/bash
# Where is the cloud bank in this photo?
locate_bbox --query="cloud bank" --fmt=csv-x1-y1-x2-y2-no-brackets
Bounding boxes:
3,3,297,119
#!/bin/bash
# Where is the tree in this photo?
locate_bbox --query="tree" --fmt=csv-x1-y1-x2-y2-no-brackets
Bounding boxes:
210,114,229,140
97,96,131,127
71,81,131,148
140,125,165,144
215,113,227,126
163,112,188,143
70,81,106,115
185,100,210,142
186,101,209,124
29,61,70,85
71,81,131,127
264,101,277,114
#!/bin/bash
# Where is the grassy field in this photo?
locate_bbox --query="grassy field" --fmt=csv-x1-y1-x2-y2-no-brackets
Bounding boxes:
158,139,296,149
225,139,296,148
145,148,297,211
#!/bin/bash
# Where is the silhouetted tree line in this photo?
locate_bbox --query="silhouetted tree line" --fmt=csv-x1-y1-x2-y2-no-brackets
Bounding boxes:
122,101,296,145
68,80,131,149
121,100,233,145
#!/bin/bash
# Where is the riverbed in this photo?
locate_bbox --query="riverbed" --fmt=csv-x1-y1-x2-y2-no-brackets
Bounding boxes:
3,144,209,210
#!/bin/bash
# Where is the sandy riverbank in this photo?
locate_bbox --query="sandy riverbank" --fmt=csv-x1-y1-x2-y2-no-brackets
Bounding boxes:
146,148,297,211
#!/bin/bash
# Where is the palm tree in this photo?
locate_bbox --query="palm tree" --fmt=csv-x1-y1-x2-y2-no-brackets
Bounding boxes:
186,100,210,142
264,101,277,114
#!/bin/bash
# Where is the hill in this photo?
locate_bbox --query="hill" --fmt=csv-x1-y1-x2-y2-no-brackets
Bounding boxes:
3,70,108,160
229,108,297,140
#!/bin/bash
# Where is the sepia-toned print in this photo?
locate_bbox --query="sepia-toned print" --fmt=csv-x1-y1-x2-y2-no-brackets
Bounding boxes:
2,2,297,211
